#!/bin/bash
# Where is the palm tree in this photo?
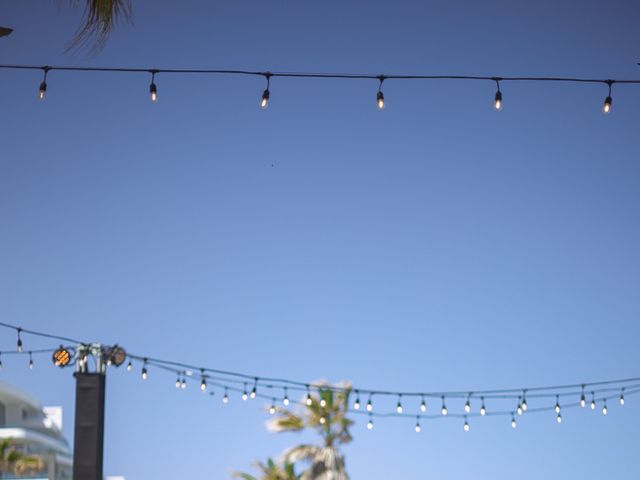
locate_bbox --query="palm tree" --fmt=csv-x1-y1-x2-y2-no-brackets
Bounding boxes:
0,438,45,476
267,382,353,480
233,458,300,480
67,0,133,51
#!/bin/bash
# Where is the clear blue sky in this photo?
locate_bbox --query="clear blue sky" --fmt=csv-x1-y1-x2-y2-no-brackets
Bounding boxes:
1,1,640,478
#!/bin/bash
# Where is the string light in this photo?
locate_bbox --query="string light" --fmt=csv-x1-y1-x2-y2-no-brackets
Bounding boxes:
602,400,608,415
38,67,49,100
320,398,327,408
269,399,276,415
200,374,207,392
367,414,374,430
16,328,23,353
250,380,257,399
441,396,448,416
181,376,187,389
306,386,313,406
556,412,562,424
590,392,596,410
480,397,487,416
28,351,34,369
619,389,625,406
353,391,361,410
396,395,403,414
283,388,290,406
511,415,517,429
141,359,148,380
420,396,427,413
464,396,471,414
319,416,326,424
376,76,385,110
493,78,503,111
580,386,586,407
555,395,561,414
521,391,528,412
223,387,229,404
603,80,613,114
242,383,249,401
260,73,271,109
415,417,421,433
516,398,523,416
175,374,181,388
366,395,373,412
126,360,133,372
149,70,158,102
463,417,470,432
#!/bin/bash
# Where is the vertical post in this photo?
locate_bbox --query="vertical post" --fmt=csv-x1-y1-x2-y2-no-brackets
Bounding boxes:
72,371,106,480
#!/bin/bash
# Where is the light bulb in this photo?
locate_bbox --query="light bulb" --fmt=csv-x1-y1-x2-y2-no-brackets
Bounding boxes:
480,404,487,416
590,393,596,410
354,397,361,410
260,89,270,109
602,95,612,114
283,396,290,406
441,396,448,416
420,398,427,413
367,418,374,430
464,400,471,413
319,416,326,424
521,397,528,412
320,398,327,408
464,420,470,432
306,393,313,406
602,403,608,415
28,353,34,369
38,81,47,100
250,387,257,399
201,379,207,392
126,361,133,372
366,398,373,412
580,393,586,408
415,421,421,433
269,402,276,415
619,392,625,406
141,367,148,380
223,392,229,404
376,90,385,110
494,90,502,111
511,416,517,429
555,396,561,414
242,389,248,401
517,405,523,416
17,330,23,353
149,82,158,102
396,397,403,414
181,379,187,389
556,413,562,424
175,376,181,388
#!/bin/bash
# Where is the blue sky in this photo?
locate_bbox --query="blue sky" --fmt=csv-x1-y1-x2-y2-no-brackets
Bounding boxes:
1,0,640,478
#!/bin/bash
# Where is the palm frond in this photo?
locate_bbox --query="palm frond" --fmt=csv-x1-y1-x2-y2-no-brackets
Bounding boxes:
66,0,133,53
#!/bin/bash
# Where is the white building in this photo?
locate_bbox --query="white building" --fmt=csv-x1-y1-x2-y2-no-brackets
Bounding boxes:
0,381,72,480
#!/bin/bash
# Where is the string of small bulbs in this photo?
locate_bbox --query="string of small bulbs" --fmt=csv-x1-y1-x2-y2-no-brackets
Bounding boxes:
1,321,638,433
0,64,637,114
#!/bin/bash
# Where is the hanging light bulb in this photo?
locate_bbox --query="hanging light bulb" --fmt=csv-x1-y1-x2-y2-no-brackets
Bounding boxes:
149,70,158,102
590,392,596,410
464,397,471,414
353,392,361,410
580,386,586,408
619,389,625,406
367,415,374,430
180,377,187,389
555,395,561,414
516,401,523,416
376,76,385,110
396,395,403,414
141,359,148,380
366,395,373,412
464,418,470,432
319,416,326,424
602,80,613,114
320,398,327,408
201,378,207,392
306,387,313,406
223,388,229,404
441,396,448,416
556,413,562,424
269,400,276,415
511,415,517,429
493,78,503,111
420,396,427,413
480,397,487,416
521,392,528,412
602,400,608,415
260,73,271,109
283,388,290,406
28,352,34,369
175,375,182,388
242,383,248,401
16,328,23,353
126,360,133,372
250,385,257,399
38,67,49,100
